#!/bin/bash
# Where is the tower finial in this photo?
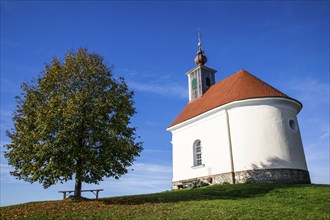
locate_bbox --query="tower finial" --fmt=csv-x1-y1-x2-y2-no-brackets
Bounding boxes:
194,29,207,65
197,28,202,47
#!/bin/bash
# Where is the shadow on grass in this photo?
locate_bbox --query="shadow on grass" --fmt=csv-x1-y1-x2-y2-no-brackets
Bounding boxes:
99,183,309,206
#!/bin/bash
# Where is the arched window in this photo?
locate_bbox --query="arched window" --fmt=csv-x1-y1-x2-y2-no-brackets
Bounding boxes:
193,140,202,166
206,77,211,87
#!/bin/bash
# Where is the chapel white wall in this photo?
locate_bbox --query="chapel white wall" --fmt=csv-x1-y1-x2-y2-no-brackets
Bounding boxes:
170,98,308,183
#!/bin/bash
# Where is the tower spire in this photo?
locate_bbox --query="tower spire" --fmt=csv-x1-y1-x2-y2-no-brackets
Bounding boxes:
194,29,207,65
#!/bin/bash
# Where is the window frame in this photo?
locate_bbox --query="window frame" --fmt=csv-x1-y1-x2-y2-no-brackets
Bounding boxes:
288,118,298,133
192,140,205,168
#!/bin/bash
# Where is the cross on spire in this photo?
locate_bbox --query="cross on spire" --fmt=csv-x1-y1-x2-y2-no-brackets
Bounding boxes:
197,29,202,47
194,29,207,65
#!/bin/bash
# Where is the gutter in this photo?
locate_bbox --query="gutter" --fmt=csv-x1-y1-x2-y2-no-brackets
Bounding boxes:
225,109,235,184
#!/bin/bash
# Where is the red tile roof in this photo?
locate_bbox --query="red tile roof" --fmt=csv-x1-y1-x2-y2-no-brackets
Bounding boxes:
169,69,296,128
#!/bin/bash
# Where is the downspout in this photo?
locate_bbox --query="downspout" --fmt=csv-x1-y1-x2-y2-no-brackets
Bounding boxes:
225,109,235,184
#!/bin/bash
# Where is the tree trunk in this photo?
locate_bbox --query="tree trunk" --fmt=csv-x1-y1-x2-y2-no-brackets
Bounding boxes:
75,109,85,199
74,159,82,198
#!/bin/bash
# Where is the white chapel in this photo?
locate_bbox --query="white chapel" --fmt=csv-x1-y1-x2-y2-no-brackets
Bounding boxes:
167,38,310,188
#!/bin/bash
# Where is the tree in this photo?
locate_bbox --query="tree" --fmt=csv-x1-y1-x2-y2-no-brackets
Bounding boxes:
4,48,143,198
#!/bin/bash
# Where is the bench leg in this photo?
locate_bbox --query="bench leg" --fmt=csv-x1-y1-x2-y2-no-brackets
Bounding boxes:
63,192,67,200
96,191,99,199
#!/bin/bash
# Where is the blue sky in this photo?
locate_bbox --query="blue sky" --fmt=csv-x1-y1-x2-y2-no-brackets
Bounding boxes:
1,1,329,206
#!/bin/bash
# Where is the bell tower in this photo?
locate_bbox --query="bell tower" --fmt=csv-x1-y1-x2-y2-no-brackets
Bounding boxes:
187,31,217,101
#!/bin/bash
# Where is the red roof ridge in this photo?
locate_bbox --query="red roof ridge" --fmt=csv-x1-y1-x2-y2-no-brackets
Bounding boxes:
168,69,295,128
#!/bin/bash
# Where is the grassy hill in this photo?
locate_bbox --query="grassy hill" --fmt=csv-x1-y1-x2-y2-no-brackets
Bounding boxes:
1,184,329,219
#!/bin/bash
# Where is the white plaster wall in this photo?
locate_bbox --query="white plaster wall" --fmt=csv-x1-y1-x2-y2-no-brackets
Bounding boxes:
228,102,308,172
169,98,308,183
171,110,232,182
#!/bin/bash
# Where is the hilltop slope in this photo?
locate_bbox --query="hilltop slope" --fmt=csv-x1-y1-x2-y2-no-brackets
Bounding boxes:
1,184,329,219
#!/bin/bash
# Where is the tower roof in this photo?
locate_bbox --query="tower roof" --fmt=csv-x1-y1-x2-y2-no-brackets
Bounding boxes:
169,69,299,128
194,48,207,65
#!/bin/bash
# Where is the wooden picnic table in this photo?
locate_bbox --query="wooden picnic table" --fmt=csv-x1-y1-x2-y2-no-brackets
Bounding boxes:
58,189,103,200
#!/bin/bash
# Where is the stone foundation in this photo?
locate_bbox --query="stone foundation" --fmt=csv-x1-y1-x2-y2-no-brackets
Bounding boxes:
172,168,311,189
234,168,311,184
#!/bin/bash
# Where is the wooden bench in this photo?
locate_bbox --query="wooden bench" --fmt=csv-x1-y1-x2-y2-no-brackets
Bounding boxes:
59,189,103,200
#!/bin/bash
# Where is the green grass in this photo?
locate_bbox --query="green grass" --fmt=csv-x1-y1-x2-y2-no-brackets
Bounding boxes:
1,184,329,219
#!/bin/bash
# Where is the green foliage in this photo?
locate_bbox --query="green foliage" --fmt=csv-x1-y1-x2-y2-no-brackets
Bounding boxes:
1,184,329,219
4,48,143,189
